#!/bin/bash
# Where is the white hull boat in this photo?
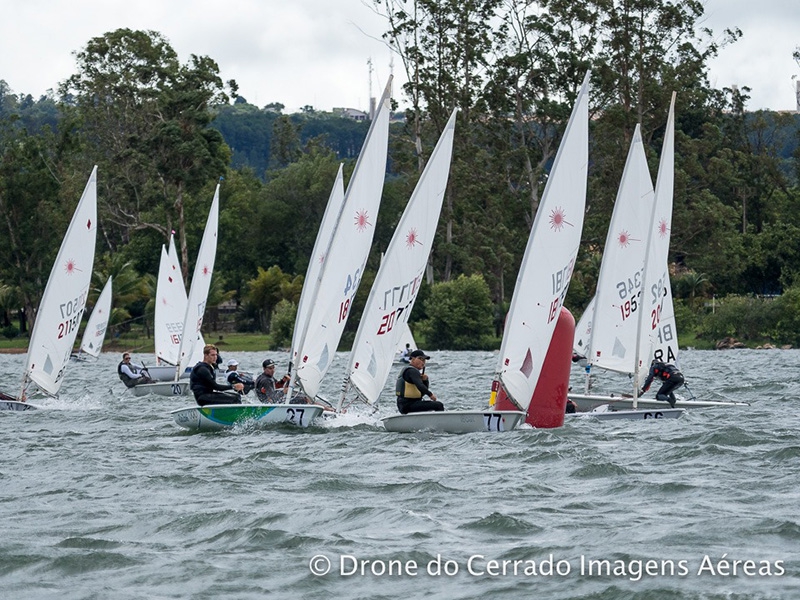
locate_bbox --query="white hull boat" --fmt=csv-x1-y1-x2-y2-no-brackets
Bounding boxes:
569,393,748,413
381,410,526,433
0,399,42,411
567,406,686,421
132,381,191,397
171,403,324,432
145,365,190,381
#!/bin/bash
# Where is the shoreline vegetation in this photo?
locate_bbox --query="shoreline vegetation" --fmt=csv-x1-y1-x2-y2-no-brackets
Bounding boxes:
0,330,792,355
0,332,273,355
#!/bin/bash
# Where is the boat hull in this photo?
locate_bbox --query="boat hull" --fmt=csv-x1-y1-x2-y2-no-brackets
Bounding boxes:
131,381,191,397
381,410,525,433
0,400,40,411
567,407,685,421
171,403,324,431
568,394,748,413
145,365,190,381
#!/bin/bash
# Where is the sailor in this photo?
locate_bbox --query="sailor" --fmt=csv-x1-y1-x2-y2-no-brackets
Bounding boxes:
395,349,444,414
399,343,412,362
189,345,244,406
224,359,254,395
117,353,155,387
254,359,290,404
640,360,685,408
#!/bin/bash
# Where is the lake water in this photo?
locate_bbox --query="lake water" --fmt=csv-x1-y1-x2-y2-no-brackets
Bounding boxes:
1,349,798,599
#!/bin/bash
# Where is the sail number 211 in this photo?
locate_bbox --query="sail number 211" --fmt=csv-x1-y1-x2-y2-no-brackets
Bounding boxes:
57,292,87,339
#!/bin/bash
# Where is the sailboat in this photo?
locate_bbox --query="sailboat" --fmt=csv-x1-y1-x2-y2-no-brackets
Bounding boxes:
171,78,393,431
287,78,393,406
0,166,98,411
335,109,465,419
145,234,195,382
394,322,416,363
135,187,223,398
383,72,592,433
572,296,593,366
568,97,737,416
75,275,112,359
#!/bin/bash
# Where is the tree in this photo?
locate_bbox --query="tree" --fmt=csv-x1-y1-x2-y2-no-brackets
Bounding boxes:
60,28,235,280
417,273,495,349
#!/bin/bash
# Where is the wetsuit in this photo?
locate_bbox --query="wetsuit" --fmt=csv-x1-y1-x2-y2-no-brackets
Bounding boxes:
395,366,444,414
641,361,685,408
226,370,254,395
190,361,241,406
254,373,288,403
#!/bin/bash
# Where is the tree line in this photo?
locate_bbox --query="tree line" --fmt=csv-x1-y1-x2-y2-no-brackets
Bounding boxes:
1,0,799,351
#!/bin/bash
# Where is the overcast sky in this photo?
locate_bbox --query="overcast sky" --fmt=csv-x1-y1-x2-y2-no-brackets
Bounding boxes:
1,0,797,114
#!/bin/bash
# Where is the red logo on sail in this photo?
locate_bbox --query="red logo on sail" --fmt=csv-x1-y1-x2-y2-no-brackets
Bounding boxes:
406,228,422,248
549,207,572,231
617,230,639,247
354,210,372,232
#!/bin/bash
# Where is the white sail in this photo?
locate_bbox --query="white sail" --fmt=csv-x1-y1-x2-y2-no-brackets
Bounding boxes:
176,185,220,375
79,275,112,358
293,78,392,399
25,166,98,396
290,164,346,371
396,322,416,357
635,92,678,386
342,108,457,407
586,125,654,376
154,234,188,365
494,72,590,412
573,296,595,358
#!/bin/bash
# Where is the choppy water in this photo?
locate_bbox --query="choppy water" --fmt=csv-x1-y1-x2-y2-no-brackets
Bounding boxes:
1,349,798,599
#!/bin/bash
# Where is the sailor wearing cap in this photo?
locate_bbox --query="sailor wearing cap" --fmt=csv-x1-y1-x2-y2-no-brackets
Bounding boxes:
395,349,444,414
255,359,290,403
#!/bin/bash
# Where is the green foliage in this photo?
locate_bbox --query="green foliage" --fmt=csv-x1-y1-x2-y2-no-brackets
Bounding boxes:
772,286,800,347
268,299,297,350
1,324,19,339
2,6,800,346
417,274,497,350
244,266,298,333
696,295,781,343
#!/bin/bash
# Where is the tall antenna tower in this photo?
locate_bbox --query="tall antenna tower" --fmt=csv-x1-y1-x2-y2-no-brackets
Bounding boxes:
368,57,375,119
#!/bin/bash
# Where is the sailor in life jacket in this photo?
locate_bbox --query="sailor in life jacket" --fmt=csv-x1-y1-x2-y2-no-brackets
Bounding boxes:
395,349,444,414
117,353,155,388
640,360,685,408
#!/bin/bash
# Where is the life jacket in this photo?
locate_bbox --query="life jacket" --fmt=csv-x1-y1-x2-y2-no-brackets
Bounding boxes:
653,362,679,380
395,366,422,399
117,361,136,388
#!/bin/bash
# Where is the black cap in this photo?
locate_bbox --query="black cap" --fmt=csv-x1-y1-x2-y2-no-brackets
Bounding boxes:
262,359,276,368
409,349,430,359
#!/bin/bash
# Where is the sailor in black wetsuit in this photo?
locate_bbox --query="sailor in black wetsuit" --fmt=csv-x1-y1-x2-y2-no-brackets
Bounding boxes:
395,349,444,414
190,345,244,406
640,360,685,408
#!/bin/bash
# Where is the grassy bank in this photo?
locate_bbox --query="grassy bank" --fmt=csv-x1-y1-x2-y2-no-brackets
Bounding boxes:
0,331,275,355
